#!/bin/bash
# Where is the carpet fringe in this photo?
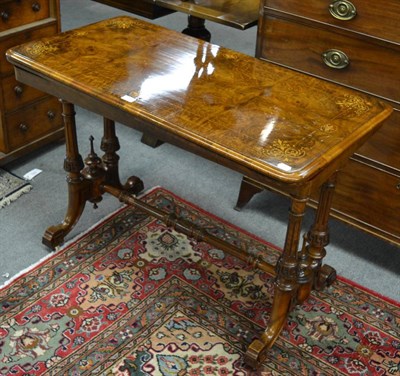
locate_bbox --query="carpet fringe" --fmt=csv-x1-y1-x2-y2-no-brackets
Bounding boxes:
0,184,32,209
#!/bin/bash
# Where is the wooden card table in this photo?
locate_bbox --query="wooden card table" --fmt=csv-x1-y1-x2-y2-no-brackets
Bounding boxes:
6,17,392,368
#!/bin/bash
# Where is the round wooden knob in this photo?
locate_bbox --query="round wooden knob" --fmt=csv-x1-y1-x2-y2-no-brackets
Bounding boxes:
32,2,41,12
19,123,29,133
1,11,9,22
14,85,23,96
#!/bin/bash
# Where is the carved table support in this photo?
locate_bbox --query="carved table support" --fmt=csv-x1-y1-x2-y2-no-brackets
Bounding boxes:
245,192,310,368
42,105,144,250
41,100,338,369
42,101,88,249
305,173,338,291
101,117,122,187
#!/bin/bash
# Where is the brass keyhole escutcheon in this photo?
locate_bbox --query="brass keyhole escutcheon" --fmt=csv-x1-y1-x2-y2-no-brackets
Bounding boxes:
322,49,350,69
329,0,357,21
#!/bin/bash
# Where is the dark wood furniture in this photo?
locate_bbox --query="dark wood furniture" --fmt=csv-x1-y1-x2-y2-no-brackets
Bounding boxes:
236,0,400,246
92,0,259,41
6,16,391,368
0,0,63,166
91,0,174,20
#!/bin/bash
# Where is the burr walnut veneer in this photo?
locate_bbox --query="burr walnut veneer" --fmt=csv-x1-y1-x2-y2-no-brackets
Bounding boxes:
6,17,392,367
0,0,63,165
236,0,400,246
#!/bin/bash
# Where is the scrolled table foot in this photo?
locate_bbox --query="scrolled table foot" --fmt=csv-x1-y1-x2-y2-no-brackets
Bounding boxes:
243,286,293,369
42,226,69,250
244,338,269,369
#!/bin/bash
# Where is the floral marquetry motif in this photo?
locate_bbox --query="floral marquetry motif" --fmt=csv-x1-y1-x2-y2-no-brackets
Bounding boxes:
24,41,60,57
263,139,308,163
336,94,372,117
105,18,138,30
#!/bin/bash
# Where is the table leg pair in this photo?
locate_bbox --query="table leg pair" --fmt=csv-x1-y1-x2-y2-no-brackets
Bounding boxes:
44,100,337,369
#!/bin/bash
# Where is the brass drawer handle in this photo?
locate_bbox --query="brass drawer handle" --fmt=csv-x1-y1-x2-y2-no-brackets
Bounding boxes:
47,110,55,120
1,10,9,22
396,182,400,190
32,2,41,12
14,85,23,96
329,0,357,21
322,49,349,69
19,123,29,133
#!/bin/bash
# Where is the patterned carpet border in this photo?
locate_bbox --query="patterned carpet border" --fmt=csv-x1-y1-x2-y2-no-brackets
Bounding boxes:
0,187,399,376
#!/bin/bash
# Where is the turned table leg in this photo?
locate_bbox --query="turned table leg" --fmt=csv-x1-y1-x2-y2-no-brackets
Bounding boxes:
43,108,145,250
245,192,310,368
295,173,338,305
306,173,338,291
42,101,88,249
101,118,122,187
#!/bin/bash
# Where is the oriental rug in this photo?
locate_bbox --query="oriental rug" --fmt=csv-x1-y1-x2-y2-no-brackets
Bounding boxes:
0,169,31,209
0,187,399,375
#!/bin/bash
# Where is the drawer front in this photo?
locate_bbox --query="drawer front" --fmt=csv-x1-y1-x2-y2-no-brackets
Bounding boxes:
0,0,50,31
0,21,57,76
356,108,400,171
1,74,46,111
318,159,400,241
5,96,62,151
262,0,399,43
258,16,400,103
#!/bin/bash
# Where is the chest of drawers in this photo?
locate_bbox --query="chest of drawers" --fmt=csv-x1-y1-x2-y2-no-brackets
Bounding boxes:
0,0,63,165
255,0,400,245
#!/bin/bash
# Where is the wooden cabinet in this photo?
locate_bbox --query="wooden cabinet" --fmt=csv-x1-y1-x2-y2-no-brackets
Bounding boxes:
254,0,400,245
0,0,63,165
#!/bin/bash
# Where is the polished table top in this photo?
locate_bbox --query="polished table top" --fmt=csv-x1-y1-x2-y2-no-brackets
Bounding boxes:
155,0,259,29
7,16,392,185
